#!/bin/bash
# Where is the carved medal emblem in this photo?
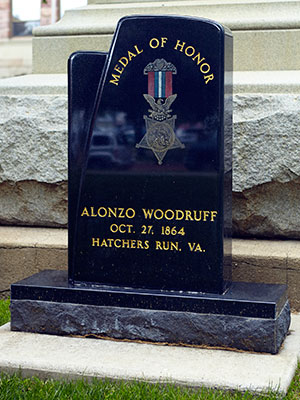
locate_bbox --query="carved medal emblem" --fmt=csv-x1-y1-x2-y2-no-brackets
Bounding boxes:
136,59,185,165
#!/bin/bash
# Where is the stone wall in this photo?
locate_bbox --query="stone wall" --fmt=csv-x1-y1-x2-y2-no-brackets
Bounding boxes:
233,93,300,238
0,0,299,240
0,91,68,227
0,76,299,239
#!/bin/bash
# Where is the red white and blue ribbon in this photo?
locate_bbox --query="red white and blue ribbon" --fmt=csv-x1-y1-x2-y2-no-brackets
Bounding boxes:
147,71,173,98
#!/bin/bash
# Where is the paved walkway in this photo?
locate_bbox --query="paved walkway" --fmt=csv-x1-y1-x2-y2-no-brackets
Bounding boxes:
0,314,299,394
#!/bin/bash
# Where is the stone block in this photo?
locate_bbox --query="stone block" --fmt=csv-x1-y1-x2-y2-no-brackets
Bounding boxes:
10,270,291,354
10,299,291,354
0,248,67,293
33,35,112,74
0,181,67,227
32,1,300,73
0,94,67,184
1,67,300,239
232,239,300,311
232,93,300,239
1,85,299,239
0,226,67,292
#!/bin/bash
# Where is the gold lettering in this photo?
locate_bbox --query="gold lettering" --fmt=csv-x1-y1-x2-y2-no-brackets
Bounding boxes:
119,57,128,67
110,46,143,86
90,207,97,217
188,242,205,253
161,37,168,47
185,210,193,221
122,239,130,248
142,208,218,221
195,243,204,252
81,207,136,218
165,209,175,220
149,38,167,48
92,238,150,250
163,241,169,250
92,238,99,246
153,209,164,220
118,208,125,218
188,242,204,252
110,224,118,233
192,52,205,65
127,50,136,61
156,241,179,251
107,238,113,247
149,37,160,48
193,210,202,221
97,207,107,217
114,65,124,74
81,207,89,217
142,209,154,219
108,207,117,218
156,241,163,250
126,208,136,218
204,74,214,84
109,224,133,233
115,239,122,248
170,242,179,251
200,63,210,74
211,211,218,221
174,39,185,52
109,74,120,86
101,239,108,247
185,45,195,57
134,44,143,54
119,224,126,233
188,242,195,251
175,210,185,220
203,211,210,221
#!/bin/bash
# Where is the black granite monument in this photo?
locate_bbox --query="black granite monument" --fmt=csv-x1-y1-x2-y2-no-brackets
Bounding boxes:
10,15,290,354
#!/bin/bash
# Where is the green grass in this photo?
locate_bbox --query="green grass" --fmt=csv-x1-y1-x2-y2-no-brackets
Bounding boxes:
0,299,299,399
0,298,10,327
0,374,291,400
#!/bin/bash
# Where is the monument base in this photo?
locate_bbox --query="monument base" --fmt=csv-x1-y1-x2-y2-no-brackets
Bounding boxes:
10,270,290,354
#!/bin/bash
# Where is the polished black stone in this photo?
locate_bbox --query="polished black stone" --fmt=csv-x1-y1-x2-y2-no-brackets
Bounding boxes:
10,271,290,353
10,299,290,354
68,15,233,294
68,50,107,258
11,270,288,319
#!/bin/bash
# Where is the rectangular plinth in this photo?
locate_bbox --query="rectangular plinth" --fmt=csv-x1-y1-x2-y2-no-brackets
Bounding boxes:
11,270,290,354
12,270,287,318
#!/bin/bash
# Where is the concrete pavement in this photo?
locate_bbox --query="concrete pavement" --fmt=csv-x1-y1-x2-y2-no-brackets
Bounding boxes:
0,313,299,394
